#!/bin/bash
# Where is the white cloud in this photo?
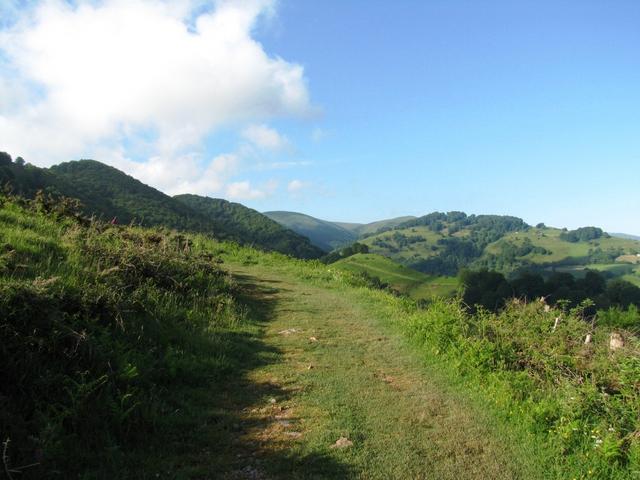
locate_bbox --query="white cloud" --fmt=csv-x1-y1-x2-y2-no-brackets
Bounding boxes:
242,123,291,151
287,178,311,196
0,0,313,199
226,179,277,200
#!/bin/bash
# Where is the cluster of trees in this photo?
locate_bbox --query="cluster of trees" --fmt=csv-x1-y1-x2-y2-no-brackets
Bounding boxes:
322,242,369,264
413,236,481,276
0,153,323,259
393,212,531,276
371,232,425,251
460,268,640,313
390,232,426,247
401,211,528,237
560,226,608,243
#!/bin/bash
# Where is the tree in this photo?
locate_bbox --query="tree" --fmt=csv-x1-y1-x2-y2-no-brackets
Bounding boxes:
14,157,25,166
0,152,12,166
606,280,640,308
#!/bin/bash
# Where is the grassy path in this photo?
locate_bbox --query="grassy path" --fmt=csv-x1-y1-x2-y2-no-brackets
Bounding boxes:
140,262,542,479
204,263,541,480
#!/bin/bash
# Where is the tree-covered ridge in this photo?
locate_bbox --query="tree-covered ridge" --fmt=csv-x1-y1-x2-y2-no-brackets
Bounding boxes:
0,154,322,259
360,211,530,275
263,210,358,251
50,160,213,230
174,194,324,259
360,210,640,282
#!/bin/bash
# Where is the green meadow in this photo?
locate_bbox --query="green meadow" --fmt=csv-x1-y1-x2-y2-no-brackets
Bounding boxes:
332,252,458,299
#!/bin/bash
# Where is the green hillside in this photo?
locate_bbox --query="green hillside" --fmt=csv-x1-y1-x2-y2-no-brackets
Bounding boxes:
50,160,211,230
333,253,458,299
0,159,321,258
174,194,323,259
360,212,640,285
263,210,357,251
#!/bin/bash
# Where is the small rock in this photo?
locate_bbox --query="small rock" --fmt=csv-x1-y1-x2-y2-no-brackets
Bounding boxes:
330,437,353,449
269,397,277,404
309,336,318,342
610,332,624,351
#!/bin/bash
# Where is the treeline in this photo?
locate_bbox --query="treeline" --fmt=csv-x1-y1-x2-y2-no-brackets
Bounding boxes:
460,268,640,313
560,226,608,243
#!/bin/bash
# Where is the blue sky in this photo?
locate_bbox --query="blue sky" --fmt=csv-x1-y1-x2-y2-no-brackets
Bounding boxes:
1,1,639,233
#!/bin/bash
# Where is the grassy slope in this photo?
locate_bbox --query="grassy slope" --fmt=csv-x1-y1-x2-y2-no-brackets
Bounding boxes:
484,228,640,263
360,225,449,263
0,197,248,478
333,253,458,299
263,211,357,251
485,228,640,284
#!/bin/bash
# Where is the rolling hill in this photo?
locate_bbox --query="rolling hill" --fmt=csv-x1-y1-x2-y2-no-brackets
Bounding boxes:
263,211,417,250
0,159,322,258
263,211,357,251
611,232,640,241
174,195,323,259
359,212,640,285
332,253,458,299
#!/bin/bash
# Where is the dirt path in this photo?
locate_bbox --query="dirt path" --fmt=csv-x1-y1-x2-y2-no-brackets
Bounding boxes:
212,264,540,480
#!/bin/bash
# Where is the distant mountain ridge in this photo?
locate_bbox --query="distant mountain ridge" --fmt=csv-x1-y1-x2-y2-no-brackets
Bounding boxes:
0,158,322,259
263,211,357,251
611,232,640,241
263,211,416,250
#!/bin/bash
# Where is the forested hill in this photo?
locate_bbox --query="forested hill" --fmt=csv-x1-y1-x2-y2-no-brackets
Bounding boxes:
263,211,358,251
0,155,322,258
175,195,324,259
361,211,640,280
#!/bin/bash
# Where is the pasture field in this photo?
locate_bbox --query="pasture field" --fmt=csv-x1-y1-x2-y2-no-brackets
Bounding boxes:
333,253,458,299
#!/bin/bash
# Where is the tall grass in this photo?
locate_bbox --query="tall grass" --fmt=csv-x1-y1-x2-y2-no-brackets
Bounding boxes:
0,196,245,478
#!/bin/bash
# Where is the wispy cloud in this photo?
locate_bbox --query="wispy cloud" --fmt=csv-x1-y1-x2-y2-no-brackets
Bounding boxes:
242,124,292,152
287,178,312,198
